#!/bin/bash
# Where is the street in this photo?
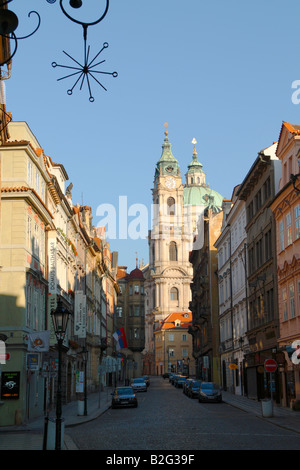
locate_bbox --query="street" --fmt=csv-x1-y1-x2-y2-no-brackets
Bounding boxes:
67,376,300,451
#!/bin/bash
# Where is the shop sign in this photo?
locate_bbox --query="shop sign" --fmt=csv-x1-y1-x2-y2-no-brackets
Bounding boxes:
27,353,40,371
228,363,238,370
1,371,20,399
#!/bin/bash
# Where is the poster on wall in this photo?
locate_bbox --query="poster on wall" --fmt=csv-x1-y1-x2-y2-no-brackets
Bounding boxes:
74,291,86,338
1,371,20,399
48,232,57,345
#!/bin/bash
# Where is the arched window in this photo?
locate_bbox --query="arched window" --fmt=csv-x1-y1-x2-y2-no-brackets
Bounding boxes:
169,241,177,261
167,197,175,216
170,287,178,301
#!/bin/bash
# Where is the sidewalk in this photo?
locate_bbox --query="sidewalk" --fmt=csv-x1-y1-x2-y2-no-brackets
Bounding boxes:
222,390,300,434
0,386,113,450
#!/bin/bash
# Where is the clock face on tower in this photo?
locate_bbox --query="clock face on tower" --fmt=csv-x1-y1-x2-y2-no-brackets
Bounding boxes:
165,177,176,189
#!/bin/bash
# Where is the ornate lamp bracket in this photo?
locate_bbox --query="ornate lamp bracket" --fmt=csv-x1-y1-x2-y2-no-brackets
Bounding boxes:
50,0,118,101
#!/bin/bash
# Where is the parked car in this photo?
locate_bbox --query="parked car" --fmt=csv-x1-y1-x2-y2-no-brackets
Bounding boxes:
168,373,174,383
143,375,150,387
175,376,187,388
172,375,180,386
162,372,170,379
183,378,194,395
187,380,202,398
111,387,138,408
198,382,222,403
131,377,147,392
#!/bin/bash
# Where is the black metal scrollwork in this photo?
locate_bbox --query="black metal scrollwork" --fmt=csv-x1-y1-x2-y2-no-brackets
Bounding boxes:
51,0,117,101
0,2,41,67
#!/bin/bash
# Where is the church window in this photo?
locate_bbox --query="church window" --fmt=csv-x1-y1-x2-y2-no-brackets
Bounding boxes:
167,197,175,216
169,241,177,261
170,287,178,301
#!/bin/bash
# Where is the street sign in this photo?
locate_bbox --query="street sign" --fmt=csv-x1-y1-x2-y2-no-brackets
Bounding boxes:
264,359,277,373
229,363,238,370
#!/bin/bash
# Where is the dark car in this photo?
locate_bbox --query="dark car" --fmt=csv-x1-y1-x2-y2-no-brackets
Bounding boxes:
162,372,170,379
172,375,181,386
183,378,194,394
131,377,147,392
143,375,150,387
175,376,187,388
111,387,138,408
187,380,202,398
198,382,222,403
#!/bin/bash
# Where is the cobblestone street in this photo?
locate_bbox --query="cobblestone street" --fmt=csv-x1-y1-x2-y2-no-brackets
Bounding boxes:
67,377,300,451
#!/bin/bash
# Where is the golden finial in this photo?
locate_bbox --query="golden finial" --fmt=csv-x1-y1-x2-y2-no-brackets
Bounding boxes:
164,122,168,136
192,137,197,154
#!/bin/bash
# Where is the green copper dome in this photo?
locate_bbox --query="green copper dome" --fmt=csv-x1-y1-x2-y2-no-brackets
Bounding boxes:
183,185,223,210
183,140,223,211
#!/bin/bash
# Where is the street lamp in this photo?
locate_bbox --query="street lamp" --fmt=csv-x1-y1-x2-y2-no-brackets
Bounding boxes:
187,357,190,377
51,299,70,451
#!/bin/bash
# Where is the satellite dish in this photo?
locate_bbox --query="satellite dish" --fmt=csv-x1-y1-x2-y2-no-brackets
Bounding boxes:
291,340,300,365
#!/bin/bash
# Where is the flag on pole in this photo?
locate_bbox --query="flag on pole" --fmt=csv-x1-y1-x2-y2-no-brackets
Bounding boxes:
28,331,50,352
113,327,128,350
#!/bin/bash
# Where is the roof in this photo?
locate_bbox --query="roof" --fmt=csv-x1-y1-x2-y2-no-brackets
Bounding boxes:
126,267,144,280
183,185,223,208
157,311,192,331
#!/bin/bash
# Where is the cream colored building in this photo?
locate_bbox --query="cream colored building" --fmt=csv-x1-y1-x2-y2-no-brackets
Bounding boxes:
144,128,223,375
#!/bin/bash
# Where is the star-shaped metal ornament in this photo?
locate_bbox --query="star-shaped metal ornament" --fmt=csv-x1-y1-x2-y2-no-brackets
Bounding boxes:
52,41,117,102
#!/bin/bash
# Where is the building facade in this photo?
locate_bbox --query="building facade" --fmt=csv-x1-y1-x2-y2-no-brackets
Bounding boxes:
270,122,300,408
0,120,119,426
215,187,249,395
236,143,281,402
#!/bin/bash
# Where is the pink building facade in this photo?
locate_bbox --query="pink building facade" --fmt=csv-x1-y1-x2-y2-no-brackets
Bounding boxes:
271,122,300,408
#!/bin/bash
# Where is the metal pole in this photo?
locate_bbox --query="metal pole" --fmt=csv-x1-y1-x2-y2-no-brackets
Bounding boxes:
84,353,87,416
55,339,62,450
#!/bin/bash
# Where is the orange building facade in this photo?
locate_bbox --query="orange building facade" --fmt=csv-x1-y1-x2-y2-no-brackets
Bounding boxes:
270,122,300,408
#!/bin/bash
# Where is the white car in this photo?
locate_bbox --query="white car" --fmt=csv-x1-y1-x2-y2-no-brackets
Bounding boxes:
131,377,147,392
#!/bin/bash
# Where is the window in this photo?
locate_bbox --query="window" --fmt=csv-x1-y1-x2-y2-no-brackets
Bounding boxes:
290,284,295,319
170,287,178,301
283,288,287,321
130,285,133,295
263,177,271,201
182,348,188,357
265,230,272,261
286,213,292,245
27,215,32,249
169,349,175,357
182,334,187,341
134,305,139,316
116,306,122,317
169,241,177,261
168,334,174,342
279,221,284,251
295,205,300,240
35,171,40,193
28,161,33,185
134,284,139,294
129,305,133,316
167,197,175,216
256,238,263,268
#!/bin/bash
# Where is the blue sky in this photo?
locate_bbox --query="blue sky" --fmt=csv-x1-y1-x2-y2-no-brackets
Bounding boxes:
6,0,300,271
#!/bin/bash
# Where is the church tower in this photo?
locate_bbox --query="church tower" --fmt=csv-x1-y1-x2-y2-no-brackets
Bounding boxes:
148,124,193,324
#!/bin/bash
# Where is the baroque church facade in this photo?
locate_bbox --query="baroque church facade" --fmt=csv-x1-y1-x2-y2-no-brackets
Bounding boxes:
143,127,223,375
